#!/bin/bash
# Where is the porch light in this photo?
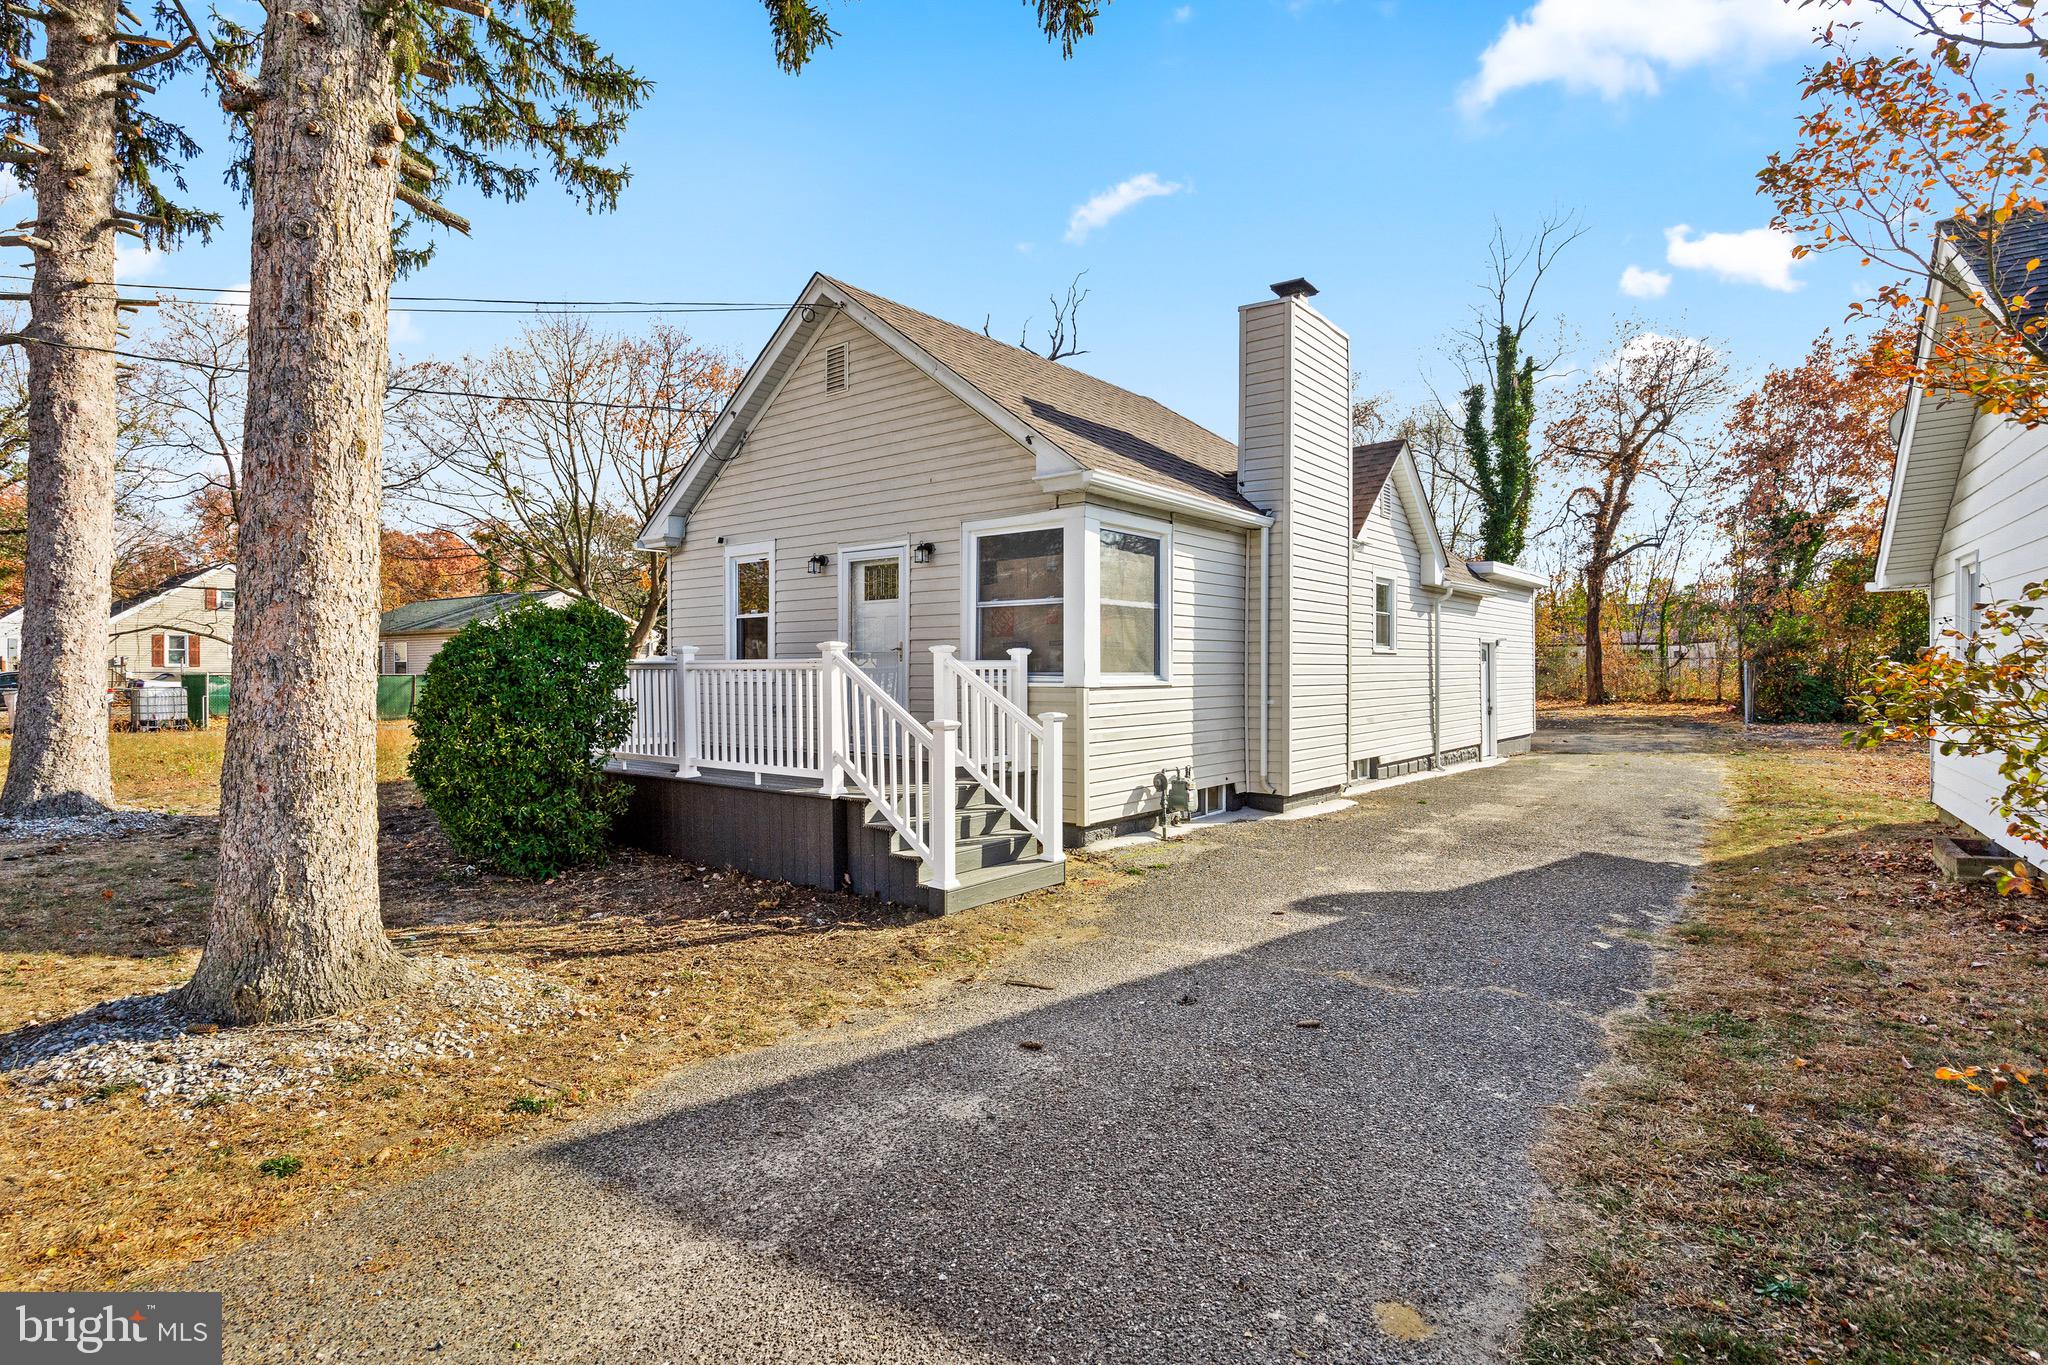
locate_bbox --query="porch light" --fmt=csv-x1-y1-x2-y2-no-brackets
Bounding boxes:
807,554,830,575
913,542,936,565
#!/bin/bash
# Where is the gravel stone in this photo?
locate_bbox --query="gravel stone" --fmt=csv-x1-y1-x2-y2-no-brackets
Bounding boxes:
3,958,573,1113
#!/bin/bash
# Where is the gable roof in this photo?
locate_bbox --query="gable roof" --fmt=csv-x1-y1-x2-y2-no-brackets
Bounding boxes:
823,278,1251,514
640,274,1262,543
379,591,565,636
1868,213,2048,589
109,564,233,624
1350,440,1403,535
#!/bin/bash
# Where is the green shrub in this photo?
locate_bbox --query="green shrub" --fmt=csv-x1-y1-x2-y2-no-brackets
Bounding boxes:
410,598,635,878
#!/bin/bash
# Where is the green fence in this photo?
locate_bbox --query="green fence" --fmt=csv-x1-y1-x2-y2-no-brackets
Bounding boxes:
180,673,231,728
377,674,424,720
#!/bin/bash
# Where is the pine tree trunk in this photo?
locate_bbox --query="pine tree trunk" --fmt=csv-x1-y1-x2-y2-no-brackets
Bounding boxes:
0,0,121,819
183,7,411,1022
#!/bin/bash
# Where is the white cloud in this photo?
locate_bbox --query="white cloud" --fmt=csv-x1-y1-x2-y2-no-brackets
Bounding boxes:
114,242,167,282
1064,172,1185,245
1663,223,1801,292
1173,4,1193,21
1596,330,1718,379
1618,264,1671,299
389,308,424,349
1460,0,1816,114
1016,241,1035,255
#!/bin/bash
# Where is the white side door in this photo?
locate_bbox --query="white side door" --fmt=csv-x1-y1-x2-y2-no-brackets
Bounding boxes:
1480,642,1497,759
845,549,908,704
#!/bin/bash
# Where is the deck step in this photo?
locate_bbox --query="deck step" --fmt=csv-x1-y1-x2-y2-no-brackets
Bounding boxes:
922,858,1067,915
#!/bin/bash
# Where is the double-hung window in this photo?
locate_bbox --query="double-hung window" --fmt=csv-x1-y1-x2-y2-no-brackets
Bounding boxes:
1098,528,1162,677
974,528,1064,676
164,633,191,668
1373,578,1396,651
728,547,772,660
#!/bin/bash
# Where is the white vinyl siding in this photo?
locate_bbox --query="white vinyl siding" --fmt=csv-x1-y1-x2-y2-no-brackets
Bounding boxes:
1236,296,1352,799
665,311,1055,753
1074,516,1248,824
1349,484,1434,769
381,632,457,676
1928,410,2048,856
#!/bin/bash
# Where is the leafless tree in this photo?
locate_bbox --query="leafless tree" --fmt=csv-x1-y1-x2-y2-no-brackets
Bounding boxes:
390,317,739,652
1547,327,1733,704
985,272,1091,362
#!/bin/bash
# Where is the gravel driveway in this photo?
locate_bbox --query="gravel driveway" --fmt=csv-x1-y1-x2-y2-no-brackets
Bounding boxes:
187,718,1722,1364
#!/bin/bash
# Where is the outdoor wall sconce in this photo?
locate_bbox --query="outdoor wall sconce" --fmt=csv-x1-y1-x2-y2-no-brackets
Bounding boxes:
913,542,936,565
806,554,830,575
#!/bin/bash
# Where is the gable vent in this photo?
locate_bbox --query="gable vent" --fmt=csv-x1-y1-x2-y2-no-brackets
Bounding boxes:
824,343,848,393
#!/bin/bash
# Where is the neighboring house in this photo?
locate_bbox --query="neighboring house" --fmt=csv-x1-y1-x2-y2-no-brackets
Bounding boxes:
109,565,238,678
2,565,236,695
609,273,1539,910
1871,214,2048,867
378,591,575,676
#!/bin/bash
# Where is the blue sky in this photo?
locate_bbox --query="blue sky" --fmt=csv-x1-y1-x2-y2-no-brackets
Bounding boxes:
113,0,1887,438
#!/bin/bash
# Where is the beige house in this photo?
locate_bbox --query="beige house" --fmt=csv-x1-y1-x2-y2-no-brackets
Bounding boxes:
378,590,575,677
604,274,1538,911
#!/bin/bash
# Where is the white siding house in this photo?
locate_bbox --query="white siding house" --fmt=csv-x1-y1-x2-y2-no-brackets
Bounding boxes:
1873,218,2048,867
2,564,237,679
378,590,576,677
617,273,1539,907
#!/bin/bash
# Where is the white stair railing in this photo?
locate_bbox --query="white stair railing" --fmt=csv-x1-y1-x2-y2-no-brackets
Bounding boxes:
932,645,1065,863
820,642,958,890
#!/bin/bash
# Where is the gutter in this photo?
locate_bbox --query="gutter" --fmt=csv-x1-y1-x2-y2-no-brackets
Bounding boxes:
1034,468,1274,529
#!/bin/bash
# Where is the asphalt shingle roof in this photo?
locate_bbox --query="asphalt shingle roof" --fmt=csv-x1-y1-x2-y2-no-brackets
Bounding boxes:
379,592,555,636
825,277,1257,516
1350,440,1402,535
109,564,226,621
1943,210,2048,338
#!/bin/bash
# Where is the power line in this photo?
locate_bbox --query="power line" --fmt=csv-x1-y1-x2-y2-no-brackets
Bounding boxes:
1,330,733,416
0,272,796,315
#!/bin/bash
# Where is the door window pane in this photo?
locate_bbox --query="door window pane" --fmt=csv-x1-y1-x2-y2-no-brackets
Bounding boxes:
862,561,899,601
977,604,1063,675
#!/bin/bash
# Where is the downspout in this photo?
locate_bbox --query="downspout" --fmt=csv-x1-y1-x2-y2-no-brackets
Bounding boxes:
1430,598,1442,769
1257,522,1272,792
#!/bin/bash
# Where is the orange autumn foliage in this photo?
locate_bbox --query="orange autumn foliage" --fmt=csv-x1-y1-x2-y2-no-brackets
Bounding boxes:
381,527,486,611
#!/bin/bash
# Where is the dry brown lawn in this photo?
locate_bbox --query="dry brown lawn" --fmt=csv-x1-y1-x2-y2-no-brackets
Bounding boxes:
0,728,1109,1291
1524,730,2048,1363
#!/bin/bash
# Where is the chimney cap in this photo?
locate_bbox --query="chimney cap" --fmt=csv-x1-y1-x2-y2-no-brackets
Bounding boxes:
1269,277,1318,299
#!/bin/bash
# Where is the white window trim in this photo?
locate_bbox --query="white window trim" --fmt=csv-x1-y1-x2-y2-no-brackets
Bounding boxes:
163,632,191,668
960,509,1085,685
724,540,775,660
958,506,1176,688
1373,576,1398,653
1085,507,1173,686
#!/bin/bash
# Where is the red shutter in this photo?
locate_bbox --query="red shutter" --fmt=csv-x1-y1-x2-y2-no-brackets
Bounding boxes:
188,635,201,668
150,633,164,667
203,588,218,610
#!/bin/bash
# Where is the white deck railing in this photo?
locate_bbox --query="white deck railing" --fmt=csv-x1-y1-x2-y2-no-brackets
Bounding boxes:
933,646,1064,864
615,641,1065,888
618,657,679,763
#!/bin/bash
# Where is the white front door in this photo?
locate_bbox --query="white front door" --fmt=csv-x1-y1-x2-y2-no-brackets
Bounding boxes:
1480,642,1498,759
845,549,908,703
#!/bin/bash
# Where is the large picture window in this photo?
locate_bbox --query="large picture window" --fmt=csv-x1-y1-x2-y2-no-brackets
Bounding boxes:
729,550,772,659
1098,528,1161,677
975,527,1064,676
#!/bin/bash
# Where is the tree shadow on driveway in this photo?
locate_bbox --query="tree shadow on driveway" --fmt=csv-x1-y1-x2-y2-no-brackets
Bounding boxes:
534,849,1691,1364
